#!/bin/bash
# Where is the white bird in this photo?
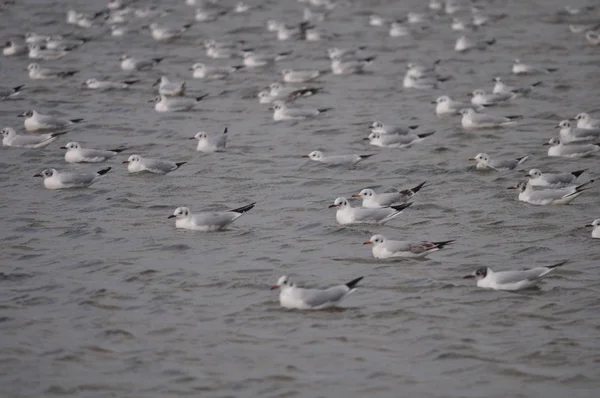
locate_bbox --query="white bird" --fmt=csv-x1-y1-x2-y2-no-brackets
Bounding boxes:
352,182,426,208
3,40,27,56
586,31,600,46
195,7,227,22
402,73,446,90
369,14,385,26
507,180,594,205
61,142,126,163
190,63,243,79
303,151,372,165
512,59,558,75
544,137,600,158
152,94,208,112
432,96,478,115
149,22,192,41
363,234,453,259
123,155,186,174
370,121,420,135
327,47,367,60
27,63,78,80
243,51,290,67
271,103,330,121
45,35,88,50
330,55,375,75
525,169,586,188
329,197,412,225
366,131,435,148
271,275,364,310
470,153,528,171
0,84,25,100
585,219,600,238
470,89,514,106
282,69,321,83
83,78,139,90
406,61,441,79
27,43,68,60
557,120,600,143
19,110,83,132
153,76,185,96
24,32,47,44
492,77,541,95
389,21,410,37
120,55,163,71
258,86,321,104
168,203,256,231
2,127,67,148
573,113,600,130
33,167,111,190
454,36,495,52
459,108,520,129
191,128,227,153
463,262,566,291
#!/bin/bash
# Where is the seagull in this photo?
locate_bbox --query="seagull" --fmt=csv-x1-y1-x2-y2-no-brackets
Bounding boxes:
33,167,111,189
3,40,27,56
191,127,227,153
2,127,67,148
432,96,477,116
149,22,192,41
586,31,600,46
27,63,78,80
151,94,208,112
190,63,244,79
27,43,68,60
0,84,25,100
352,182,426,208
556,120,600,143
492,77,541,95
544,137,600,158
271,275,364,310
168,203,256,231
525,169,586,188
370,121,420,135
83,78,139,90
470,89,514,106
329,197,412,225
507,180,594,205
512,59,558,75
243,51,290,67
459,108,521,129
282,69,322,83
330,54,375,75
463,261,566,291
470,153,528,170
61,142,126,163
19,110,83,131
585,219,600,238
120,55,163,71
365,131,435,148
405,61,441,79
271,103,331,121
303,151,372,165
363,234,453,259
573,113,600,130
454,36,495,52
123,155,186,174
153,76,185,96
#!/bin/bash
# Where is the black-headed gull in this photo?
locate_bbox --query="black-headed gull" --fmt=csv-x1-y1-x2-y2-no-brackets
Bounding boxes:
168,203,256,231
120,55,164,71
352,182,426,208
19,110,83,132
585,219,600,238
507,180,594,205
460,108,521,129
83,78,139,90
525,169,586,188
463,261,566,291
123,155,186,174
303,151,372,165
363,234,453,259
191,127,227,153
2,127,67,148
27,63,78,80
271,275,364,309
544,137,600,158
512,59,558,75
153,76,186,97
329,197,412,225
61,142,126,163
573,113,600,130
556,120,600,143
470,153,528,170
34,167,111,189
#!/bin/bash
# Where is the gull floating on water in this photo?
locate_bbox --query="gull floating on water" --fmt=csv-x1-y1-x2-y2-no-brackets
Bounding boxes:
512,59,557,75
19,110,83,132
470,153,528,171
352,182,426,208
149,22,192,41
27,63,77,80
363,234,453,259
0,84,25,100
573,113,600,130
151,94,208,112
120,54,163,71
556,120,600,143
463,261,566,291
34,167,111,189
433,96,479,116
329,197,412,225
190,62,243,79
544,137,600,158
303,151,372,165
153,76,186,96
507,180,594,205
470,89,515,106
123,155,186,174
585,219,600,238
2,127,67,148
454,36,495,52
271,275,364,310
365,131,435,148
492,77,541,95
83,78,139,90
61,142,126,163
168,202,256,231
271,102,330,121
191,127,227,152
525,168,586,188
459,108,520,129
370,121,420,135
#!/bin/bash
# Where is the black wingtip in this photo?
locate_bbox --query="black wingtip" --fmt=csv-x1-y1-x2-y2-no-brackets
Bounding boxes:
345,276,364,289
13,84,25,92
360,154,374,159
506,115,523,120
547,68,558,73
409,124,420,130
318,108,332,113
111,148,127,153
391,202,413,212
531,81,543,87
230,202,256,214
70,118,84,123
486,38,496,46
418,131,436,138
51,131,69,137
175,162,187,169
196,94,209,102
124,79,140,85
433,240,454,249
153,57,165,64
410,181,427,193
571,169,586,178
223,127,228,135
363,56,377,62
97,167,111,175
547,260,567,269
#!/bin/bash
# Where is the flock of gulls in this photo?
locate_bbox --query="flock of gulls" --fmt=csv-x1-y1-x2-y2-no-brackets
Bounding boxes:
2,0,599,310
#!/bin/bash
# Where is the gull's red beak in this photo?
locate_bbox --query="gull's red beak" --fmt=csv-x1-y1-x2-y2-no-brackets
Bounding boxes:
463,275,475,279
270,285,279,290
352,194,361,198
363,241,372,245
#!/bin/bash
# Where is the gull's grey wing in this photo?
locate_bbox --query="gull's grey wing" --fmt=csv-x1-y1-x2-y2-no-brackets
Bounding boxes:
376,192,403,206
493,268,551,284
79,148,116,159
545,173,575,185
560,143,598,155
211,134,227,148
472,113,509,124
144,158,177,173
38,114,67,126
382,240,412,253
571,127,600,139
381,133,419,145
285,108,318,117
353,207,394,222
192,211,238,227
489,159,518,169
9,135,49,146
59,171,97,185
529,189,572,201
298,285,350,307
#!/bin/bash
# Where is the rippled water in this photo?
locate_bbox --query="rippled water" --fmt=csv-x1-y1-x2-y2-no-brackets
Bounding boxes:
2,0,600,397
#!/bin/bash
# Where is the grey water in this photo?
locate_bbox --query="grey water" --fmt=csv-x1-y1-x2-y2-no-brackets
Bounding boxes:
1,0,600,397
